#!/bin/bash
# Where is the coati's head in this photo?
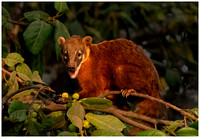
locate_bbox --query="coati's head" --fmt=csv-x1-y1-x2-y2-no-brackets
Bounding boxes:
58,35,92,79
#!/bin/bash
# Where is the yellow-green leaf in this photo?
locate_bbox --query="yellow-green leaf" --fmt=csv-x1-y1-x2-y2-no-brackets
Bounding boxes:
91,129,124,136
176,127,198,136
16,63,32,81
81,97,113,109
5,71,19,96
31,71,44,84
85,113,126,131
67,101,85,133
136,129,167,136
5,53,24,67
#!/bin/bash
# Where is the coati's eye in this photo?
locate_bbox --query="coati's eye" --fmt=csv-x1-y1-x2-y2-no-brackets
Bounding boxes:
63,51,68,60
77,51,82,57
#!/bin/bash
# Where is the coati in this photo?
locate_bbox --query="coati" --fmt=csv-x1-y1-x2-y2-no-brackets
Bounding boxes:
58,35,167,129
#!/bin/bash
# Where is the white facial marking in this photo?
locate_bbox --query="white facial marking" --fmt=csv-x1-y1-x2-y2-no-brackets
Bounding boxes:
78,50,82,59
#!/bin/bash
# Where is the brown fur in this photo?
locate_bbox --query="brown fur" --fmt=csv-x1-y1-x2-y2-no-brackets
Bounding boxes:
58,36,168,134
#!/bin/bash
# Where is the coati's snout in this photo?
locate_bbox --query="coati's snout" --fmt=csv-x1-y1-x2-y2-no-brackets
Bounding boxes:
57,35,92,79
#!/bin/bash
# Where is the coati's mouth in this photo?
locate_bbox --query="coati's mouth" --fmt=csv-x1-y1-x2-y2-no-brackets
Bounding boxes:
67,64,82,79
69,71,77,79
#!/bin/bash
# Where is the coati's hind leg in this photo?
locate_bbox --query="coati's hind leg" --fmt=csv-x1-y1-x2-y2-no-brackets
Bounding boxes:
121,88,167,119
113,64,165,119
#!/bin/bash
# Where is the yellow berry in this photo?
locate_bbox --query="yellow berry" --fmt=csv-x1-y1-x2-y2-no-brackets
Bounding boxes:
31,112,37,118
62,92,69,98
83,120,90,129
72,93,79,100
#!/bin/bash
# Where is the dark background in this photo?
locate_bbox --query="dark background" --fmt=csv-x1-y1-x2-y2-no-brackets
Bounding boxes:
2,2,198,120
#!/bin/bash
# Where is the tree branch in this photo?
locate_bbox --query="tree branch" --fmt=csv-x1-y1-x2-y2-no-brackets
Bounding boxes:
2,84,55,106
7,19,29,26
99,90,197,121
2,68,23,84
41,101,176,131
116,109,173,126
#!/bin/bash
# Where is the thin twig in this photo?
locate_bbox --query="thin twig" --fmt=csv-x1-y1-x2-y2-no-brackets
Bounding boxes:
28,86,47,116
7,19,29,26
113,110,153,130
99,90,197,121
117,109,173,126
2,68,23,84
44,12,64,22
154,124,157,129
2,84,55,106
184,116,187,127
80,130,84,136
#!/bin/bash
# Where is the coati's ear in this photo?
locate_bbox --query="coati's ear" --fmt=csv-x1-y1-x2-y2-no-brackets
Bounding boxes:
57,37,65,48
82,36,92,47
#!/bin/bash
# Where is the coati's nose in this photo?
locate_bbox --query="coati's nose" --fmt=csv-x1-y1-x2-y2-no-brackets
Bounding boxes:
68,66,75,73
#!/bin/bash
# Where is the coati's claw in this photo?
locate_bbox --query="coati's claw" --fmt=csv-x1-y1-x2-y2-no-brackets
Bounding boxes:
121,89,136,98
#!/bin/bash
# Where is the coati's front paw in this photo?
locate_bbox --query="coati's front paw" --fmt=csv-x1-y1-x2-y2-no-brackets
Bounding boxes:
121,89,137,98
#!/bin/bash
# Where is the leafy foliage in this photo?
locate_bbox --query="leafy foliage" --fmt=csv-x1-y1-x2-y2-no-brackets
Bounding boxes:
23,20,53,55
136,129,166,136
2,2,198,136
54,19,70,60
5,53,24,67
85,113,126,131
24,11,50,22
67,101,85,133
81,97,113,109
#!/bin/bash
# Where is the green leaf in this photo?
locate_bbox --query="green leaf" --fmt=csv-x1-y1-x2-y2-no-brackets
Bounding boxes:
91,129,124,136
8,100,25,114
68,20,86,36
8,100,26,122
165,120,183,135
49,115,66,129
10,110,26,122
165,69,182,88
2,44,8,58
189,121,198,130
54,20,70,60
5,53,24,67
31,71,44,84
23,20,53,55
136,129,167,136
54,2,69,13
2,7,14,30
24,11,50,22
27,119,40,136
85,113,126,131
16,63,32,81
58,131,77,136
67,101,85,132
81,97,113,109
175,127,198,136
5,71,19,96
